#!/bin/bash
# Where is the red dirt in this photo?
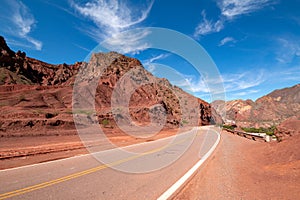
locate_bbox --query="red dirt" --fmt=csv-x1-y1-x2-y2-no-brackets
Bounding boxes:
175,130,300,199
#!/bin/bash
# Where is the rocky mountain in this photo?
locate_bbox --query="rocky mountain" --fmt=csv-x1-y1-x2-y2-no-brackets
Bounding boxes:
0,36,82,86
212,84,300,128
0,36,221,137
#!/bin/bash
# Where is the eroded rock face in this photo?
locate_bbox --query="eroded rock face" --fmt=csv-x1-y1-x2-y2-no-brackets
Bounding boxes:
0,36,82,86
212,84,300,128
275,115,300,141
73,52,221,128
0,36,220,136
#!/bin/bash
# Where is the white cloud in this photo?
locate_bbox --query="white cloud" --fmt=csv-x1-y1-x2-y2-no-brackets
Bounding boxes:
147,54,170,63
175,70,265,96
0,0,42,50
222,70,265,91
194,11,224,37
26,37,42,50
73,43,91,52
101,28,151,54
71,0,154,53
142,53,170,73
276,38,300,64
219,37,236,46
233,89,260,97
194,0,277,37
12,2,35,37
218,0,276,19
225,66,300,98
281,66,300,81
171,72,222,94
177,76,210,93
267,66,300,82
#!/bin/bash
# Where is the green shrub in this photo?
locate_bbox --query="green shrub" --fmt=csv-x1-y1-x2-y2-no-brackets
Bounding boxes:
102,119,109,126
182,119,188,124
222,125,236,130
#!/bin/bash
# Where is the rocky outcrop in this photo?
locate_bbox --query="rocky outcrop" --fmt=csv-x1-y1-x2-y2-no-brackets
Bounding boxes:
0,36,220,136
0,36,82,85
212,84,300,128
73,52,221,128
275,115,300,141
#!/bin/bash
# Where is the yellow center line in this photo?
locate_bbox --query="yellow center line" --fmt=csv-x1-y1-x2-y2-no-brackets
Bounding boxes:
0,131,199,199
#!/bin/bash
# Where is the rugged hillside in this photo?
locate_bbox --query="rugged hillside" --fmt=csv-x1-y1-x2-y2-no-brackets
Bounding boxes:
0,36,82,86
212,84,300,128
0,36,221,137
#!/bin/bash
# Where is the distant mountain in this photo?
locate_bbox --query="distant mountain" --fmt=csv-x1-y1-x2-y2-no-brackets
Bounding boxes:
0,36,222,136
212,84,300,128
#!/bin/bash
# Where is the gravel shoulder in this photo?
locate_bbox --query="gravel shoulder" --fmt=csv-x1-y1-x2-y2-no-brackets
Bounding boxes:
175,130,300,200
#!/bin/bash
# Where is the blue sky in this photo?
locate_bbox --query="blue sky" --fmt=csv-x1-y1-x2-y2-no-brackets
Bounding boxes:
0,0,299,102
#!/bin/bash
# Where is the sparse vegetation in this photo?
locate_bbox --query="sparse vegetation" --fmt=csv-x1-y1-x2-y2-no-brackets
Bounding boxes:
0,102,8,107
66,109,95,115
65,110,73,114
241,126,276,136
101,119,109,126
182,119,189,124
222,124,236,130
0,72,6,83
215,123,223,128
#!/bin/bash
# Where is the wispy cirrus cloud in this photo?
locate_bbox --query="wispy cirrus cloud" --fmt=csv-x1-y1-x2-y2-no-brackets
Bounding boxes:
71,0,154,54
142,53,170,73
268,66,300,82
232,89,260,97
194,0,277,37
101,28,151,54
146,54,170,64
194,11,224,37
275,37,300,64
218,0,277,19
222,70,265,92
72,43,91,52
218,37,236,46
0,0,42,50
175,75,210,93
180,65,300,100
280,66,300,81
175,70,265,97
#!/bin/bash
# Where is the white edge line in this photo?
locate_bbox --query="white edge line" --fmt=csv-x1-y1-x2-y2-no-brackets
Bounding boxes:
157,128,221,200
0,127,200,172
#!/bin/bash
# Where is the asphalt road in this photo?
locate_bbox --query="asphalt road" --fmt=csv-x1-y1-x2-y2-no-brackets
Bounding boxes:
0,126,220,200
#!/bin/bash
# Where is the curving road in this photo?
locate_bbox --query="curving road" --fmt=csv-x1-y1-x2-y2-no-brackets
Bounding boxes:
0,126,220,200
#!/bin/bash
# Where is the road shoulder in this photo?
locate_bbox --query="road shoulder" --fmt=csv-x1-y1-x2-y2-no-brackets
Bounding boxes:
175,130,300,199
